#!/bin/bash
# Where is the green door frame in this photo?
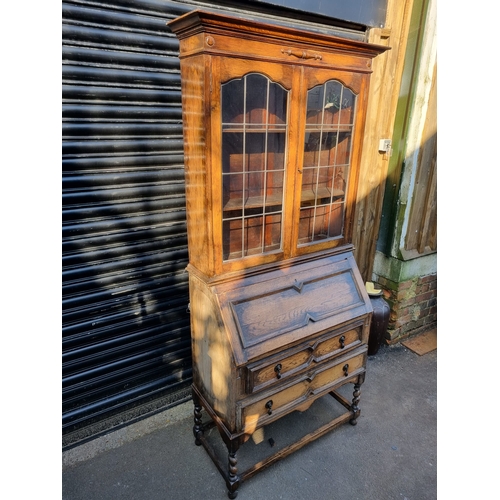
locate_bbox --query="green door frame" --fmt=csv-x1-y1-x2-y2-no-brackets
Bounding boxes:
377,0,430,257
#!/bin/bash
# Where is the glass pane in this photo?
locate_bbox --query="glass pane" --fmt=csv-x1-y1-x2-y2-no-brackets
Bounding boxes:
222,133,243,174
268,84,288,128
335,132,352,166
266,171,284,207
246,74,268,126
221,74,288,261
298,204,344,244
223,218,243,260
223,173,243,211
299,79,356,245
245,172,265,207
245,215,264,256
246,133,267,171
222,79,244,125
339,88,355,125
266,133,286,170
263,213,282,252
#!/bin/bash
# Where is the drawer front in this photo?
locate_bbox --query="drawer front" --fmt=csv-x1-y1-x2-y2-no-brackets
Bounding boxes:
246,326,362,394
241,348,366,432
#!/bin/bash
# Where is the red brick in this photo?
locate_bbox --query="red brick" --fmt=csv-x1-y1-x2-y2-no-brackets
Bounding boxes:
419,273,437,284
375,272,437,344
418,307,430,319
423,315,434,325
395,314,413,329
413,318,426,329
415,290,434,303
401,296,418,308
398,306,412,318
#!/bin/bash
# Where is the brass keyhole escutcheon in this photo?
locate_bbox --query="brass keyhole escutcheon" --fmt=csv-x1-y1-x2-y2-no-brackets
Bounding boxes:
274,363,282,379
339,335,345,349
265,400,273,415
343,363,349,377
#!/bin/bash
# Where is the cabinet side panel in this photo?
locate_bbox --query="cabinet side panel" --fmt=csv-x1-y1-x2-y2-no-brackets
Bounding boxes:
189,274,237,429
343,76,371,246
179,52,213,275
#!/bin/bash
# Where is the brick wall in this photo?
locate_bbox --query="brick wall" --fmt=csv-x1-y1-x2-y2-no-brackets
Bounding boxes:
375,273,437,344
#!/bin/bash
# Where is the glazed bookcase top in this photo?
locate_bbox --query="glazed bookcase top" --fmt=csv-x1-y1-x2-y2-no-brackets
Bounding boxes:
168,10,388,278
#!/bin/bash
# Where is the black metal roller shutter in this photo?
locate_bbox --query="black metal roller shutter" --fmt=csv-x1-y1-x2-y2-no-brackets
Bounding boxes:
62,0,195,447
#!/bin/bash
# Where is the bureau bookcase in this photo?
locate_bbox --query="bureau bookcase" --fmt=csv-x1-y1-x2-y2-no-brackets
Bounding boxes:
168,10,388,498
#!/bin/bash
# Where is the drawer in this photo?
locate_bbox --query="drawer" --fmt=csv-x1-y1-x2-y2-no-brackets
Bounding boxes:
245,325,362,394
241,347,366,433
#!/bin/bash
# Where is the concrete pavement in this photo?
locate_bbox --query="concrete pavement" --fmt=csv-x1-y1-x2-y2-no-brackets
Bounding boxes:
62,342,437,500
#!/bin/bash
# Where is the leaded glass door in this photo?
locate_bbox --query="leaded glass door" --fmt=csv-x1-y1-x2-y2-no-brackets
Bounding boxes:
221,73,289,261
298,80,357,246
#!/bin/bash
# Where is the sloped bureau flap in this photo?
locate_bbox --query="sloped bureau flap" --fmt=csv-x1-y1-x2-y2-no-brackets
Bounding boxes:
215,251,372,366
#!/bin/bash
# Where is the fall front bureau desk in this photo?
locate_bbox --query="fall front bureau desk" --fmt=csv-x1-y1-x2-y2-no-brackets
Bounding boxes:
186,249,371,497
167,10,387,498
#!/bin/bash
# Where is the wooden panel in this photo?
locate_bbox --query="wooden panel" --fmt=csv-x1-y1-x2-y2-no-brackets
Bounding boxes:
405,61,437,254
170,10,386,72
353,0,416,281
189,273,238,429
226,258,364,346
178,52,213,276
